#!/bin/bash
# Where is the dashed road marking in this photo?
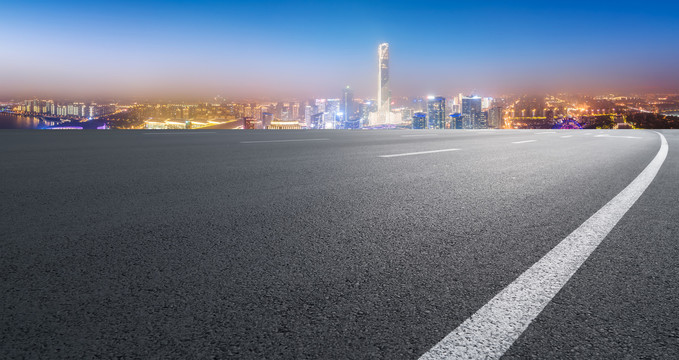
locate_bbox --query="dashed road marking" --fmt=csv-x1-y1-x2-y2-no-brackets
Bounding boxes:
240,138,330,144
595,134,642,139
419,132,668,360
561,135,573,138
512,140,537,144
378,148,460,158
535,131,556,134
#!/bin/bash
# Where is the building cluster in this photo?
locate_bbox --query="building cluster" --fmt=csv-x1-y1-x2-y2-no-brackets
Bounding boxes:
235,43,506,130
12,43,671,131
137,42,507,130
17,99,116,119
346,43,505,130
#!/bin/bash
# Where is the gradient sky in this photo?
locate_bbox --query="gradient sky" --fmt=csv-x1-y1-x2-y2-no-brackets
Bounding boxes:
2,0,679,99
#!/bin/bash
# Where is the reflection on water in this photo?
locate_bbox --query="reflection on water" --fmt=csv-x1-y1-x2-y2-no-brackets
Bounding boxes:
0,113,59,129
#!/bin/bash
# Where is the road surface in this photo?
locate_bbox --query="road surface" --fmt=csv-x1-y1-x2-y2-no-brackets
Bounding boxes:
1,129,678,358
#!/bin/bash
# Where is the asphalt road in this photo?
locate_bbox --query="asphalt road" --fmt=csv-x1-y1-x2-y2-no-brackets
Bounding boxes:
1,129,678,359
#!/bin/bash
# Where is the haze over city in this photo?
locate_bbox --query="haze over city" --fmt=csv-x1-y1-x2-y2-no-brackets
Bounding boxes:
3,0,679,99
3,1,679,359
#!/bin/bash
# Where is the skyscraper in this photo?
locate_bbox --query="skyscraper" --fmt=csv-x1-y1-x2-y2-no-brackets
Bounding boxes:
304,105,312,128
243,116,258,129
291,102,300,121
341,86,354,125
262,112,274,129
326,99,340,129
377,43,390,119
461,96,483,129
488,106,504,128
310,112,325,129
401,108,413,124
427,96,446,129
359,101,376,127
450,113,463,129
412,112,426,129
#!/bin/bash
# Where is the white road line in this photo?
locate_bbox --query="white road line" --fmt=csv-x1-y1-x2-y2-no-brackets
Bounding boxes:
535,131,556,134
512,140,537,144
240,138,330,144
561,135,573,138
378,148,460,158
143,132,217,134
419,132,668,360
401,134,439,137
595,134,642,139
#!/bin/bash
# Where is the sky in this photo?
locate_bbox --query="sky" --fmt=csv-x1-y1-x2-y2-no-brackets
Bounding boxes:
2,0,679,100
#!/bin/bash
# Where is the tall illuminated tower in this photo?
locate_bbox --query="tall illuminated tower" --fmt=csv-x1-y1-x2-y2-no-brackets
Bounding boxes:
341,86,354,125
427,96,446,129
377,43,390,114
461,96,483,129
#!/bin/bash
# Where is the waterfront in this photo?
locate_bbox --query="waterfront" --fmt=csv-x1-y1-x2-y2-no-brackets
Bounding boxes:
0,113,43,129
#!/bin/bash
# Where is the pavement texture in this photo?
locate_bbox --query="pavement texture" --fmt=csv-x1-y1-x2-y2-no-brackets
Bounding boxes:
1,129,677,359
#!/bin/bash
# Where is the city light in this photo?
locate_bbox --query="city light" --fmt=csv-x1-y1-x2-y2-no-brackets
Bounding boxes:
1,34,678,130
3,2,679,360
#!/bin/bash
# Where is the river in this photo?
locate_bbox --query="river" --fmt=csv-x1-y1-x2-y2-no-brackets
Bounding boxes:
0,113,58,129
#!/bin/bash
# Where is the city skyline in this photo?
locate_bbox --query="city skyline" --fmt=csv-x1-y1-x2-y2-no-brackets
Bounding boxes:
2,42,678,130
2,1,679,100
4,2,679,359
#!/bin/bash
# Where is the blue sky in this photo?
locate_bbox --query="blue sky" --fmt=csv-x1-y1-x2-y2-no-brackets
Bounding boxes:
2,0,678,99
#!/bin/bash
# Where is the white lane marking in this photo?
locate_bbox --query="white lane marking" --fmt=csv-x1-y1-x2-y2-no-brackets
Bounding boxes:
595,134,642,139
378,148,460,158
535,131,556,134
561,135,573,138
240,138,330,144
143,132,217,134
583,133,592,135
512,140,537,144
420,132,668,360
401,134,439,137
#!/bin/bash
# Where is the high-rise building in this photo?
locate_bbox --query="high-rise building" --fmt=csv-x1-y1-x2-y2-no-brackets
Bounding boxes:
482,97,493,110
461,96,483,128
304,105,312,128
91,103,117,119
450,97,461,114
326,99,340,129
262,112,274,129
488,106,504,128
412,112,426,129
273,102,283,120
359,101,376,127
450,113,463,129
310,112,325,129
291,102,300,121
315,99,326,113
67,102,87,118
427,96,446,129
401,108,413,124
480,111,488,128
341,86,354,125
243,116,258,129
377,43,390,114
